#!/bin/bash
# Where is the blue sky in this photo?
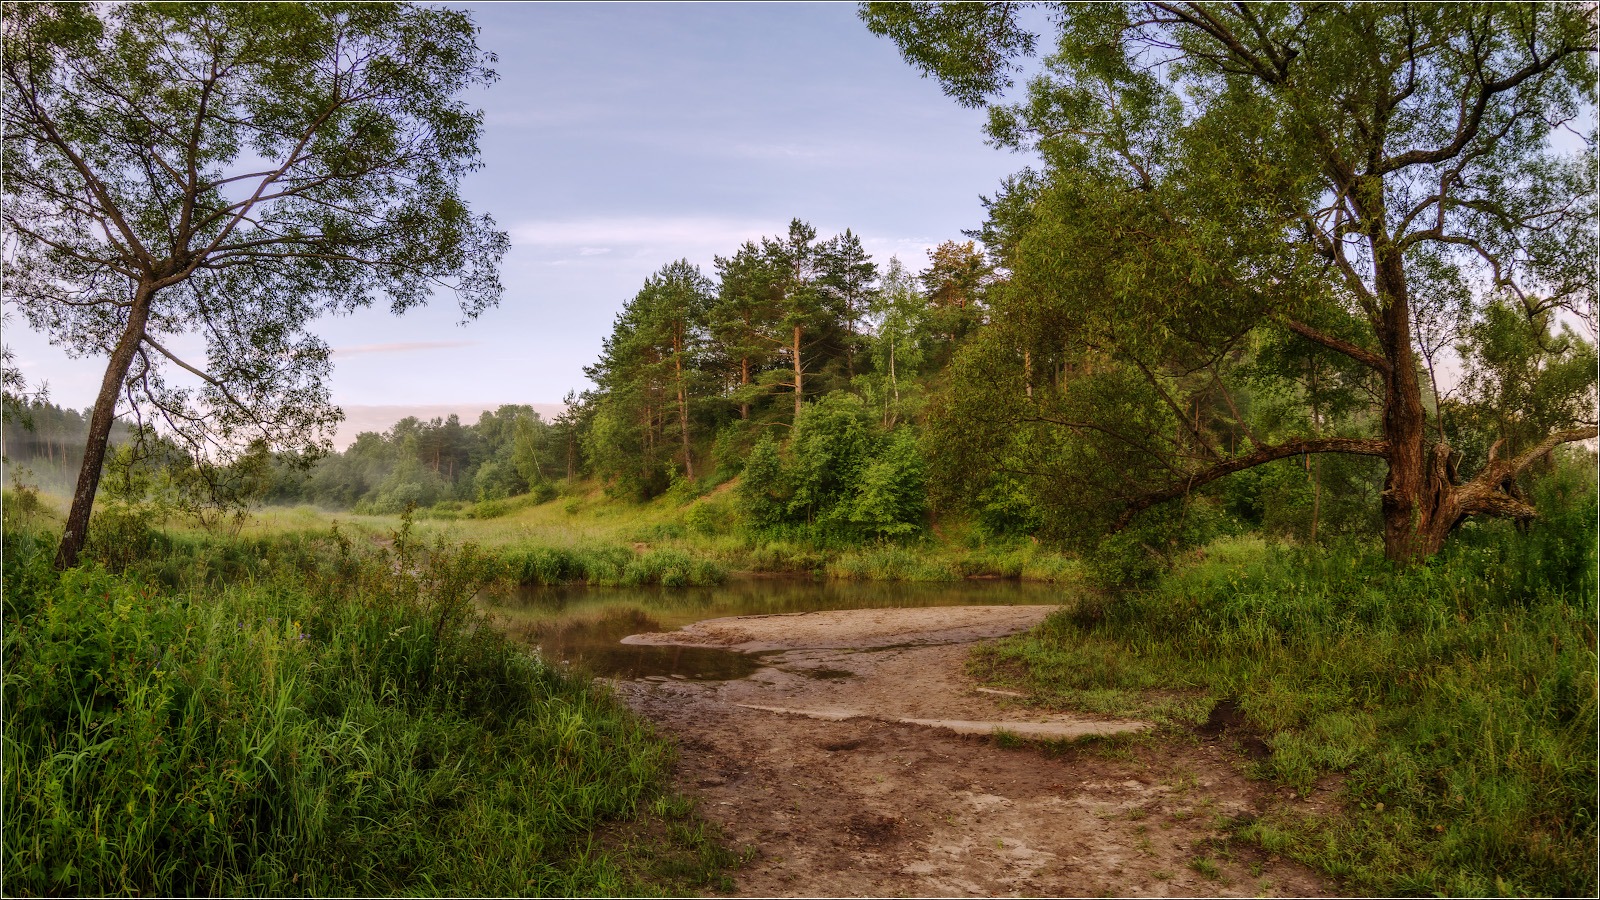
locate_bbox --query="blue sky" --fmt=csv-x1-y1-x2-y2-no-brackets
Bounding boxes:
6,3,1031,442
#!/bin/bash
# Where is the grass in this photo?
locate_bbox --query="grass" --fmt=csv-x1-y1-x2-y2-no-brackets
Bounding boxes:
13,478,1087,588
971,466,1598,896
1,510,737,895
129,483,1083,584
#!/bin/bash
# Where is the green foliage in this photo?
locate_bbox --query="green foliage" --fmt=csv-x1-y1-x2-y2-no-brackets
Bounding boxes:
977,458,1598,895
871,1,1597,562
498,544,726,589
787,393,879,525
971,474,1042,538
684,497,733,537
735,433,787,528
847,427,927,537
1449,300,1599,480
734,393,929,540
1,523,729,895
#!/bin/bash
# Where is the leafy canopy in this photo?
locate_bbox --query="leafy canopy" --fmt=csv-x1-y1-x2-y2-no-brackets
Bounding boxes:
2,1,507,457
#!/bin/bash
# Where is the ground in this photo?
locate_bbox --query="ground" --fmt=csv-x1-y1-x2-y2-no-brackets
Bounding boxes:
612,607,1336,897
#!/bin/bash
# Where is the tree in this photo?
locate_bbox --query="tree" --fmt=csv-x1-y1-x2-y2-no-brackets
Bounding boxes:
817,228,879,377
641,260,714,480
3,2,507,568
920,239,990,354
859,257,930,428
866,2,1596,562
711,241,782,421
581,260,715,495
762,219,831,424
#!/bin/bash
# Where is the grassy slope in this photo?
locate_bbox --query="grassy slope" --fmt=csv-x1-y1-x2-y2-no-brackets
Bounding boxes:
1,513,738,896
971,473,1598,896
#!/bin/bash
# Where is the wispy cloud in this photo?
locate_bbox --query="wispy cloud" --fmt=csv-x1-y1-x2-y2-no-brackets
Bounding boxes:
506,216,948,273
725,141,836,161
333,341,478,357
510,216,780,251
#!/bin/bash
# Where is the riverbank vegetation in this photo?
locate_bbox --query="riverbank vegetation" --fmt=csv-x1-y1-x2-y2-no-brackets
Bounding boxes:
0,509,737,896
975,462,1597,896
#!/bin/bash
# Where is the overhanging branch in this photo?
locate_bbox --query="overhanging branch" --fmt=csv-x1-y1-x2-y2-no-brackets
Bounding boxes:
1112,435,1390,529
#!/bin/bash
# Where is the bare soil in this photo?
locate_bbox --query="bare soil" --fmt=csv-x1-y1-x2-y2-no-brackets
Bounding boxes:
612,606,1337,897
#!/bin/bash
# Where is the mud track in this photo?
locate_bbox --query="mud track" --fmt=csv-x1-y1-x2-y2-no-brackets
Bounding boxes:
613,606,1335,897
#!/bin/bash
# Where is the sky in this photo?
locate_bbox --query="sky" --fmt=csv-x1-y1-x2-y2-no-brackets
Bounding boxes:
4,3,1034,446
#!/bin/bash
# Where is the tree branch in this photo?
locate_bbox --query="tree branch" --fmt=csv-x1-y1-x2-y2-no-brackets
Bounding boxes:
1276,315,1392,373
1112,435,1391,529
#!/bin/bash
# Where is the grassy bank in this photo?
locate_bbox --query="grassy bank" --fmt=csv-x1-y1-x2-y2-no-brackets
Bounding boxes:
13,482,1083,585
262,486,1082,585
1,515,737,895
973,472,1598,896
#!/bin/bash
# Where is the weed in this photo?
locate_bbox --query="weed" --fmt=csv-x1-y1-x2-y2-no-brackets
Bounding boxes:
992,728,1024,749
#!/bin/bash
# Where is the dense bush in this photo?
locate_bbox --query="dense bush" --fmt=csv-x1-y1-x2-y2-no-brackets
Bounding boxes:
735,392,927,539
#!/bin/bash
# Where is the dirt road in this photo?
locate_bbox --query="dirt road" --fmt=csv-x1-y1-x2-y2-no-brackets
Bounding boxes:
613,606,1334,897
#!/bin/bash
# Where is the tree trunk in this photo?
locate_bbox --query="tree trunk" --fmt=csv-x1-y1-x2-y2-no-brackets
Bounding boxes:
740,355,749,420
1373,237,1437,565
887,331,898,428
673,327,694,480
792,324,803,423
56,284,155,569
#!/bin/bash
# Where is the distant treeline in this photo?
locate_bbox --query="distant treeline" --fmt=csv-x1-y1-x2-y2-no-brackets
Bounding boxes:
265,405,581,514
1,399,577,517
1,401,134,492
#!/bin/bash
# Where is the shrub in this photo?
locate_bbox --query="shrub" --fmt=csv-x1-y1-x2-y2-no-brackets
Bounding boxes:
847,427,927,537
735,433,786,527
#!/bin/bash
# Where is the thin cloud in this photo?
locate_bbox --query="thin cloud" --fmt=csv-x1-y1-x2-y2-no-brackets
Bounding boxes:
509,216,781,250
333,341,478,357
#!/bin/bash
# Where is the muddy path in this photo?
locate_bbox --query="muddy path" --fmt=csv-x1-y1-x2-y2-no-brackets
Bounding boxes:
612,606,1336,897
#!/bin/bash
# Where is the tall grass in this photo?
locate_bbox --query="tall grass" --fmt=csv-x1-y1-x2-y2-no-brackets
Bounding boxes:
499,544,727,588
2,518,733,895
975,466,1597,896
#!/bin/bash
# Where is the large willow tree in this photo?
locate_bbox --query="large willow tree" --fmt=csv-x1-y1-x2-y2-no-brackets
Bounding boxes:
866,2,1596,562
3,2,507,568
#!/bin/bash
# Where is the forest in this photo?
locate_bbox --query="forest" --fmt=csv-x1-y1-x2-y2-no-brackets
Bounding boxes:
12,195,1585,578
2,2,1596,897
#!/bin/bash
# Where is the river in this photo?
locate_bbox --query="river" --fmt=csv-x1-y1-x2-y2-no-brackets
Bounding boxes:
481,577,1068,680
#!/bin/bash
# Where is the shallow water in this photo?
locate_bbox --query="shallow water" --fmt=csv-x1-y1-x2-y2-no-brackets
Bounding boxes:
483,577,1068,681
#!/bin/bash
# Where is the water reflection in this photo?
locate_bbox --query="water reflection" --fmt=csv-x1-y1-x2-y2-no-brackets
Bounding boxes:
484,577,1067,681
